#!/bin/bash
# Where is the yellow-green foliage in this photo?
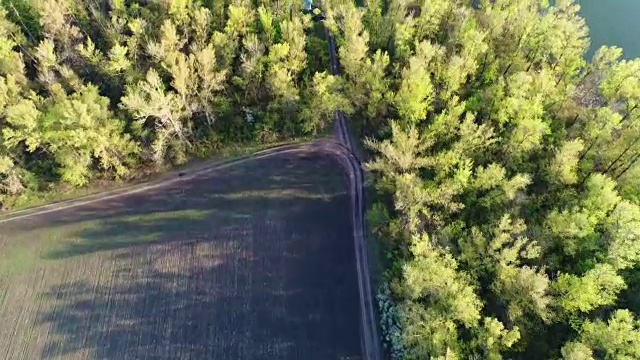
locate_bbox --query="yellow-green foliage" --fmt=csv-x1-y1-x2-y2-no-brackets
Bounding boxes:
0,0,333,201
354,0,640,358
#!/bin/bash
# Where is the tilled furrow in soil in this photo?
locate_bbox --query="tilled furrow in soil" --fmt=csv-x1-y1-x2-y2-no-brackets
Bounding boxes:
0,151,362,360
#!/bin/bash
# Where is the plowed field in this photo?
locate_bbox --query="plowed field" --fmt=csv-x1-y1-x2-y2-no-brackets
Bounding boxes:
0,151,362,360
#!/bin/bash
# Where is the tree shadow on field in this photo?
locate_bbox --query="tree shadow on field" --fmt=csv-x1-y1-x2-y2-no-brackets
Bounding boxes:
31,152,363,360
5,153,342,257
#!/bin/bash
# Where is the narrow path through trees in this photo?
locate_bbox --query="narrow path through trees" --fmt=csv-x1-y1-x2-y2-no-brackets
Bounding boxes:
326,28,383,360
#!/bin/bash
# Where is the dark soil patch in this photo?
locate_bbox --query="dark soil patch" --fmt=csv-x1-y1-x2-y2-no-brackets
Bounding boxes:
0,151,361,360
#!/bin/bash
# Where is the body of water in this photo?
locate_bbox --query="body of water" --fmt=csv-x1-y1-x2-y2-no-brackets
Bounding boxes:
578,0,640,60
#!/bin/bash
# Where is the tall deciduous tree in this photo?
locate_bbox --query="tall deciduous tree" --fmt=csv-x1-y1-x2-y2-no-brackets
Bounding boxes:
120,69,190,164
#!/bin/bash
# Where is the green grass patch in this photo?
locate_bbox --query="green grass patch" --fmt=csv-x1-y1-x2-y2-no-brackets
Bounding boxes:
121,209,211,225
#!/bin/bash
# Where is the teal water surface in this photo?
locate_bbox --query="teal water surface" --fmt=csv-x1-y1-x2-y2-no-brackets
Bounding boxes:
578,0,640,60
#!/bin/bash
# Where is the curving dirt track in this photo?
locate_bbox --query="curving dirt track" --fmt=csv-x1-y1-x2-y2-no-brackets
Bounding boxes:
327,28,382,360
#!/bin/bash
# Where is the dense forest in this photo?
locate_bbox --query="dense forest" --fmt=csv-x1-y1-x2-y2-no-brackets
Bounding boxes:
0,0,338,208
327,0,640,358
2,0,640,359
